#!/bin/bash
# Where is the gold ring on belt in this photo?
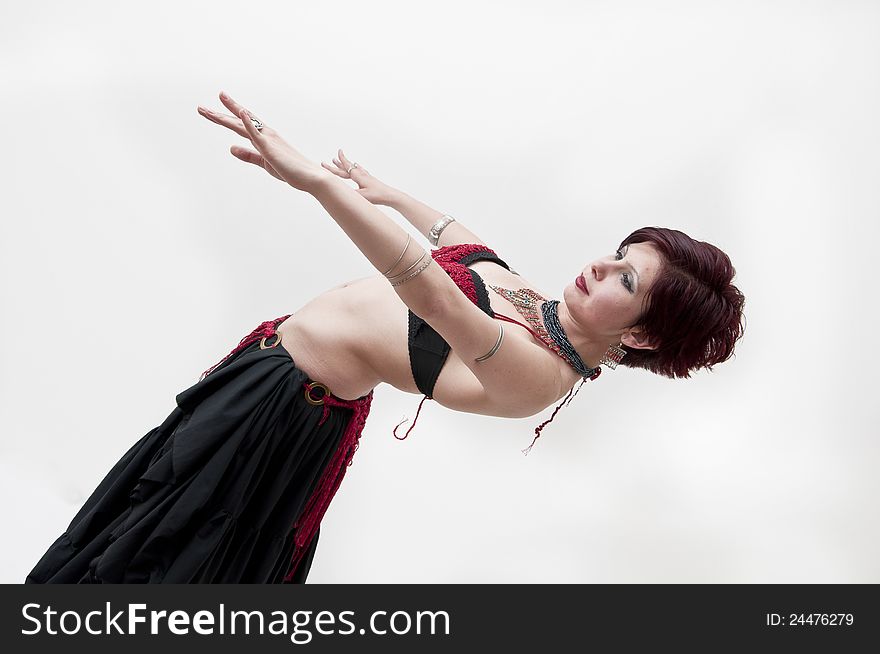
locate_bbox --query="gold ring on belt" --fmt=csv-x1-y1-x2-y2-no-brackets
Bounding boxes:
304,382,331,405
260,332,282,349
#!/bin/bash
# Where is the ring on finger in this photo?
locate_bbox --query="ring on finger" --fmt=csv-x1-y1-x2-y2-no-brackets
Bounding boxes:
346,162,359,174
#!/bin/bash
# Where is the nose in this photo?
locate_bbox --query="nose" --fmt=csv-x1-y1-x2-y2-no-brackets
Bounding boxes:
591,262,603,281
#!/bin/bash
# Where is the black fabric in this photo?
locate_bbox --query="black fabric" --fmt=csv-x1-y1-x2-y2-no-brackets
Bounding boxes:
408,250,512,398
25,337,363,584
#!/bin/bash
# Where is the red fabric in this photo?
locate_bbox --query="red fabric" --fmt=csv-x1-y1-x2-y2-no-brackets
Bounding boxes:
429,243,494,304
285,386,373,582
199,314,293,382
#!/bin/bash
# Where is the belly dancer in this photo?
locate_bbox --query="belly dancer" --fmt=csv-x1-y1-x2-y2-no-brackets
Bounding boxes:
25,92,745,583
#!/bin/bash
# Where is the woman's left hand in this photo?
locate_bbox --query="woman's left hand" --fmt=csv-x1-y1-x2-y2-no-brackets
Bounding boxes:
197,92,336,194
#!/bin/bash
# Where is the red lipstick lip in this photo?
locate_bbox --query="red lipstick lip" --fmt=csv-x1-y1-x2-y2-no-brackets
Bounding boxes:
576,274,588,294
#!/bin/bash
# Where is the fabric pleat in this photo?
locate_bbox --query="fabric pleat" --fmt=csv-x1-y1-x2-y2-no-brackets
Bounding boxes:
25,317,373,583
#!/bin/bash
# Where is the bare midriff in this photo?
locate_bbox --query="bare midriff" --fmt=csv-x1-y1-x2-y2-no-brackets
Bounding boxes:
275,260,574,409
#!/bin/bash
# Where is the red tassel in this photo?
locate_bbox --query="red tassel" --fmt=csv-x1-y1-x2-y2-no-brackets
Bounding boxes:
522,378,589,455
392,394,431,440
522,386,572,456
566,378,589,406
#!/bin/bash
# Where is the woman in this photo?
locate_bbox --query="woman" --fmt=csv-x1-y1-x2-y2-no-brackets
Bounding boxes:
25,92,745,584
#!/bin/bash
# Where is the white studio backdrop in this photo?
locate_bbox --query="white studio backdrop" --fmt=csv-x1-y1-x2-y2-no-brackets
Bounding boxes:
1,0,877,583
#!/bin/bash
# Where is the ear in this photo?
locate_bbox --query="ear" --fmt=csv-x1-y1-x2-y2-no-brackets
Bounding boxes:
620,328,660,351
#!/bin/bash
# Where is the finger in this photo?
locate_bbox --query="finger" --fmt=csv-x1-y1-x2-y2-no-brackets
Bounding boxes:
321,161,346,177
233,146,283,180
338,149,366,176
197,105,250,139
238,107,264,144
216,89,262,137
223,93,271,135
230,144,263,164
329,158,351,178
218,91,248,120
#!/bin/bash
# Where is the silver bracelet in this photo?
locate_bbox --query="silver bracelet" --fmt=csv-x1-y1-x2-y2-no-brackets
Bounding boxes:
390,254,433,287
474,323,504,361
386,249,428,282
428,214,456,246
381,234,411,276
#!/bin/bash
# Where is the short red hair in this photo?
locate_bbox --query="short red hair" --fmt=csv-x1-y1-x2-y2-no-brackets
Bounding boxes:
618,227,745,378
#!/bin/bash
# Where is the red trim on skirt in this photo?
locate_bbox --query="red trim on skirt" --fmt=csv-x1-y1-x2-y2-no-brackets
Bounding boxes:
201,315,373,582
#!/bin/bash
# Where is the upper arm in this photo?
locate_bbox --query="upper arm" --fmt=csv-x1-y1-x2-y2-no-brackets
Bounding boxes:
435,225,521,275
421,287,562,419
436,221,488,248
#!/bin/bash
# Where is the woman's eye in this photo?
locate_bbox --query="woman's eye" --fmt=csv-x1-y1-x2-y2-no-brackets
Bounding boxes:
615,250,624,261
622,273,633,292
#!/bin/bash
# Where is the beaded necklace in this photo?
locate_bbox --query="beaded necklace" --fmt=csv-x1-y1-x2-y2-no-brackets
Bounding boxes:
486,285,601,381
485,284,601,454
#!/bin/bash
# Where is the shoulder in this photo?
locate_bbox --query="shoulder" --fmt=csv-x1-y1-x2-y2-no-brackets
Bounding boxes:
425,292,564,418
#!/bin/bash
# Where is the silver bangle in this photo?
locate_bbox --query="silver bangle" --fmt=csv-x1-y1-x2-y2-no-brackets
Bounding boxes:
428,214,455,246
390,254,433,287
474,323,504,361
386,249,428,282
381,234,411,276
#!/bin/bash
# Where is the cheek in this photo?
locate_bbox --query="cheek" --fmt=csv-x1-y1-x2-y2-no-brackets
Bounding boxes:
592,286,623,308
590,289,636,323
570,284,637,328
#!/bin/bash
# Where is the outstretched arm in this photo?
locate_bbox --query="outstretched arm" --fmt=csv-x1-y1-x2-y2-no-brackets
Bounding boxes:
387,190,488,248
322,150,489,248
197,93,475,321
309,178,457,318
197,93,541,408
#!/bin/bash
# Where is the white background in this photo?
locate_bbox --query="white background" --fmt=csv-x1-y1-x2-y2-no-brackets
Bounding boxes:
1,0,877,583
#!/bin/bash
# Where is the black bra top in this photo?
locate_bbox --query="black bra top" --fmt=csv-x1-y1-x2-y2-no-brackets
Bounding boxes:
407,247,515,398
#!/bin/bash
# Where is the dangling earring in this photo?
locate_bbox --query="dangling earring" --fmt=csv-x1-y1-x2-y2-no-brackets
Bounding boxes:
599,342,627,369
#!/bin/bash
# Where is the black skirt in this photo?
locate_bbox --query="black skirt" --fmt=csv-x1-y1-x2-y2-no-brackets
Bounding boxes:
24,316,374,583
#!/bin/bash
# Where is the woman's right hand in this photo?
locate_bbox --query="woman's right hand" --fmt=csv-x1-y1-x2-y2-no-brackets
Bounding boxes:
321,149,397,206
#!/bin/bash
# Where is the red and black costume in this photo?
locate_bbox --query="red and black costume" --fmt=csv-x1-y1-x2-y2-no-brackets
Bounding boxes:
25,244,576,584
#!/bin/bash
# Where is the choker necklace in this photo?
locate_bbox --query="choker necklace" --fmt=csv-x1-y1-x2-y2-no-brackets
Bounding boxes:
486,285,601,380
542,300,601,379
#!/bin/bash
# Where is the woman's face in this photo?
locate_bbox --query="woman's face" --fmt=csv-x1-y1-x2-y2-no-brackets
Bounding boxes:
564,241,663,344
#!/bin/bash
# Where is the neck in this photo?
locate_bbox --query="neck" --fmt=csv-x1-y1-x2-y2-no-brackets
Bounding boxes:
554,301,611,370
